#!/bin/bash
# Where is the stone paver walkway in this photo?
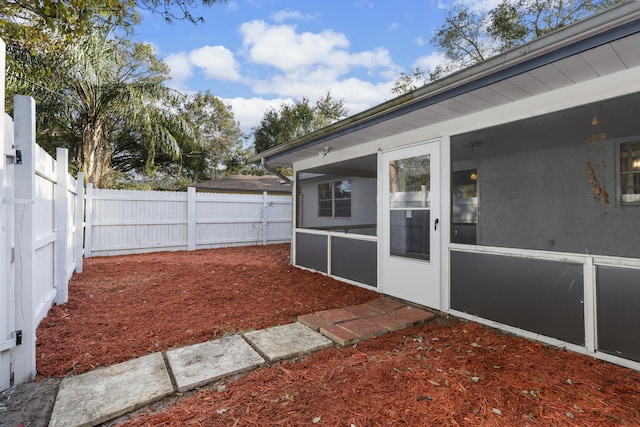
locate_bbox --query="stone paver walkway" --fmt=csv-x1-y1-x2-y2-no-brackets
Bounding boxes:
299,297,435,346
47,297,434,427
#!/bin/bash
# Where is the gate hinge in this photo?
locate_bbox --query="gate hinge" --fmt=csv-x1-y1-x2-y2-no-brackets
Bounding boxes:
14,330,22,346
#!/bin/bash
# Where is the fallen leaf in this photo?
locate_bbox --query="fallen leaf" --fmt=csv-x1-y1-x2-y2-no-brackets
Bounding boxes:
492,408,502,416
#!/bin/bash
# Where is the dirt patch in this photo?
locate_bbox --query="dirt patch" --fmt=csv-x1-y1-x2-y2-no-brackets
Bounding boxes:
29,244,640,426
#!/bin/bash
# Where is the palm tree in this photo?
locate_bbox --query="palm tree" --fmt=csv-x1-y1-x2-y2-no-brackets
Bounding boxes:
9,26,194,187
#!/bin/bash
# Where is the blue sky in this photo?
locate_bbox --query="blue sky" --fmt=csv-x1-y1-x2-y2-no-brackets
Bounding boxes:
132,0,492,133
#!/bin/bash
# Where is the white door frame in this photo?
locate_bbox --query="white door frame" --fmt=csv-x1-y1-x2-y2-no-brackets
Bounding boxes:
378,139,442,309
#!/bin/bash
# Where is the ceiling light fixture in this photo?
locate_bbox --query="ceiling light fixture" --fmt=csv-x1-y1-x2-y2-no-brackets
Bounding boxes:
319,146,331,157
463,141,482,151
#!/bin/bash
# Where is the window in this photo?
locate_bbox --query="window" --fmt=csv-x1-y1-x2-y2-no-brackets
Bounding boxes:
620,141,640,204
318,180,351,217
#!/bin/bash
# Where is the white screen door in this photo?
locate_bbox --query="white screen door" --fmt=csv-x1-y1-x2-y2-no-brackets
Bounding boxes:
381,142,440,308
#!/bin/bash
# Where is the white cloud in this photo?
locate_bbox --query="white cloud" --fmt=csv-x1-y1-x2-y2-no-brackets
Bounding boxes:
165,18,404,132
271,9,317,23
461,0,502,12
414,52,446,73
240,20,351,72
415,37,426,47
388,22,399,31
224,96,294,133
441,0,501,12
188,45,241,81
330,78,394,114
163,45,241,92
164,52,193,90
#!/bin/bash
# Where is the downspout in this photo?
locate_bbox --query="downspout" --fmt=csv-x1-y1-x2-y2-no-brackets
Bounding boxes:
260,157,292,184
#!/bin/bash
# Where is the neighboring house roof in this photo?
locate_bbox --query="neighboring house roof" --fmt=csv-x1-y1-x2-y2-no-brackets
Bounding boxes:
249,1,640,167
190,175,292,194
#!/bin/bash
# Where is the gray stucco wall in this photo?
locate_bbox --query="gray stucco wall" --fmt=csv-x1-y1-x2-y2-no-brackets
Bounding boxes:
299,176,377,229
471,141,639,258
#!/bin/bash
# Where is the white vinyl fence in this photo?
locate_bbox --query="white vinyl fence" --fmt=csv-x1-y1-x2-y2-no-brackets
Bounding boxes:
0,39,292,392
85,188,292,257
1,94,84,391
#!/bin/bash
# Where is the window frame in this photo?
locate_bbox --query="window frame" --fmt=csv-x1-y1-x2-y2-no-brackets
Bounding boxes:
317,179,352,218
619,140,640,206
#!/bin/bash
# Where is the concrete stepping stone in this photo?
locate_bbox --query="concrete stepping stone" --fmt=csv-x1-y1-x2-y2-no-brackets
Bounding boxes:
48,352,173,427
166,335,265,392
243,322,332,362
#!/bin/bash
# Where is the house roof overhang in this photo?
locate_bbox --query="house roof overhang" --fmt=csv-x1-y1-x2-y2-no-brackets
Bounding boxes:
249,1,640,168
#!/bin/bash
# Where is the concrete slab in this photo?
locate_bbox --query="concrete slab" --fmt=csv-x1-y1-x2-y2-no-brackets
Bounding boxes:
244,322,333,362
48,352,173,427
166,335,265,392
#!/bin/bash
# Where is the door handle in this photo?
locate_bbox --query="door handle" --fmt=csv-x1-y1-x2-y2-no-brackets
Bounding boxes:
434,218,439,230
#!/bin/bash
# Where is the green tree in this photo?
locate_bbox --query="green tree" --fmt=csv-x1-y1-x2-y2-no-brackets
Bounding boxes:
253,92,347,153
12,26,195,187
1,1,226,100
392,0,620,94
177,91,245,179
0,0,226,38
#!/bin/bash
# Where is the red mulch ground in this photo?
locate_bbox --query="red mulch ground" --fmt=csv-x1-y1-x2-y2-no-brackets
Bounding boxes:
36,244,640,426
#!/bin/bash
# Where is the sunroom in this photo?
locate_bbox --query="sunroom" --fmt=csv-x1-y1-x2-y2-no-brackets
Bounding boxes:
251,1,640,370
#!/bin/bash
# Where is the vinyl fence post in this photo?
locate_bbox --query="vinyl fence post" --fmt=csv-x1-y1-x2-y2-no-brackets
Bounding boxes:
84,183,93,258
12,95,37,384
75,172,84,273
262,191,268,245
187,187,196,251
55,147,69,305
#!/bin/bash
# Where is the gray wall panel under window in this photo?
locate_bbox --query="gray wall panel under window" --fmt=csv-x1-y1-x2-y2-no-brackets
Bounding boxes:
450,251,584,345
331,237,377,287
295,232,328,273
597,266,640,363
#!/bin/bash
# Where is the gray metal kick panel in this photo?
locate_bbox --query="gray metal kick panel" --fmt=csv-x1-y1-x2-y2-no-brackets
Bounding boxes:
597,266,640,363
295,232,328,273
331,237,377,287
450,251,584,345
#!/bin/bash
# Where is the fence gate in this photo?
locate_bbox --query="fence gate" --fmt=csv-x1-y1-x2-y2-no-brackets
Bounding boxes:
0,113,16,390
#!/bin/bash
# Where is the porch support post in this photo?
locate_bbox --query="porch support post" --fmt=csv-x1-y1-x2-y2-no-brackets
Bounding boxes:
583,256,597,354
440,135,451,311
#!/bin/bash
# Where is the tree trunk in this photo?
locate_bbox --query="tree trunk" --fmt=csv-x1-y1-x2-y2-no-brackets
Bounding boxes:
80,115,110,188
